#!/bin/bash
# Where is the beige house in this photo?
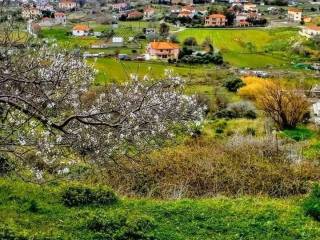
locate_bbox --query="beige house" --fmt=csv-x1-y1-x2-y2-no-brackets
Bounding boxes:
288,7,302,22
54,12,66,25
243,3,257,12
147,41,180,60
58,0,77,10
22,6,41,19
205,14,226,27
144,6,155,19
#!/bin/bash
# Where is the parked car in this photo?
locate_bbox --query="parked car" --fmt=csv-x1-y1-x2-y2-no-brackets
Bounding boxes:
118,54,131,61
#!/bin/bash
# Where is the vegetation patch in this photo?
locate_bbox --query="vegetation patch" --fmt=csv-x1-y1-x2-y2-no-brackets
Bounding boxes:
62,185,118,207
303,184,320,221
282,127,316,141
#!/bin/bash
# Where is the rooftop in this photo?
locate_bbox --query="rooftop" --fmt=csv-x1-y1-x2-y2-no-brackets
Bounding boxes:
150,42,179,50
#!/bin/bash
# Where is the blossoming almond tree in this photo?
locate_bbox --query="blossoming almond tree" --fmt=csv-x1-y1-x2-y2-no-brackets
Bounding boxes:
0,31,204,180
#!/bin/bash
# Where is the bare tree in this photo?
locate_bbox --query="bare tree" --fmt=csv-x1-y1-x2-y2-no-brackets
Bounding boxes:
256,81,310,130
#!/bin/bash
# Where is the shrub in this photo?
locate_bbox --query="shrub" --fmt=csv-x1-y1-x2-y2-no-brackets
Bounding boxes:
303,184,320,221
0,225,28,240
61,185,118,207
87,210,155,240
223,77,245,92
0,155,14,176
28,199,40,213
282,127,315,141
104,135,320,198
215,101,257,119
245,127,256,136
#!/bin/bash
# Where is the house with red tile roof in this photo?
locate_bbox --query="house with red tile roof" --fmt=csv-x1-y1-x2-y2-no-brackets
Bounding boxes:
288,7,302,22
54,12,66,25
127,10,143,20
300,25,320,38
144,6,155,19
178,5,196,18
205,14,227,27
147,41,180,60
72,24,91,36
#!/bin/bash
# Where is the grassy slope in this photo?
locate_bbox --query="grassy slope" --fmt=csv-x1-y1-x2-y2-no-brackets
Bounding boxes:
1,179,320,239
176,28,299,68
88,58,220,84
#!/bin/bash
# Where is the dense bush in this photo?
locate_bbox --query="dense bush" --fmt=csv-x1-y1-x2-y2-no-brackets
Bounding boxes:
215,101,257,119
62,185,118,207
179,52,223,65
87,210,155,240
223,77,245,92
103,136,320,198
0,225,28,240
0,155,14,176
303,184,320,221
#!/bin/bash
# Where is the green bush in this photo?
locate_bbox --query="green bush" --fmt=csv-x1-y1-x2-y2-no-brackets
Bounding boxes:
61,185,118,207
215,101,257,119
87,210,155,240
223,77,245,92
303,184,320,221
245,127,256,136
0,225,28,240
282,127,315,141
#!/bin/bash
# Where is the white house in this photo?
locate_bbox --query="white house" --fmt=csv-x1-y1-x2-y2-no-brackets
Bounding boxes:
288,7,302,22
54,12,66,25
72,24,91,36
112,37,124,46
243,3,257,12
300,25,320,38
312,101,320,125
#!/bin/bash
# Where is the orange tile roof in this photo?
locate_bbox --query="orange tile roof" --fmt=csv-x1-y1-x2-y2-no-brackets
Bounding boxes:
288,7,302,13
150,42,179,50
207,14,226,19
73,24,90,31
54,12,65,17
305,25,320,31
128,10,143,17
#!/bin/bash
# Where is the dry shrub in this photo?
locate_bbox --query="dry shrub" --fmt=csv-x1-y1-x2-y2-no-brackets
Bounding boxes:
103,136,320,199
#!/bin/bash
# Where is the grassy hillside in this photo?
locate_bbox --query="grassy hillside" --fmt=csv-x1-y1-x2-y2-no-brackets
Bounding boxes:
88,58,224,84
177,28,300,68
1,179,320,240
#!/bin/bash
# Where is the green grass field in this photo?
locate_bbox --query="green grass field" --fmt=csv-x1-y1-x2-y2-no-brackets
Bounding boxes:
88,58,221,85
1,179,320,240
177,28,300,68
